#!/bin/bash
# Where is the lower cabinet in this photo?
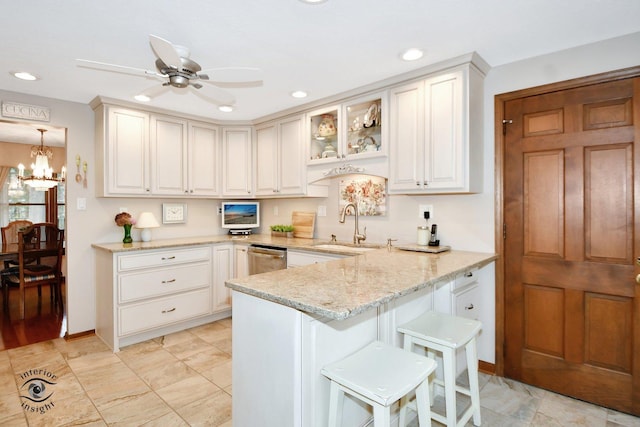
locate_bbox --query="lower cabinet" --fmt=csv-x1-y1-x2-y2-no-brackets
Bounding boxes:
95,244,231,352
233,243,250,278
212,243,234,312
287,249,347,268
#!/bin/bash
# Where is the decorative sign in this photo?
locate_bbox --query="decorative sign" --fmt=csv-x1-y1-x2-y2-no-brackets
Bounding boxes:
1,101,51,122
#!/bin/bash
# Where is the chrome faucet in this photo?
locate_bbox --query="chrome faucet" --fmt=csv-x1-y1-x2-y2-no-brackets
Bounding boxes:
339,202,366,245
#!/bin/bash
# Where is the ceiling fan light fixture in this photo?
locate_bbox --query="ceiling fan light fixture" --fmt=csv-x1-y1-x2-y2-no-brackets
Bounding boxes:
402,48,424,61
134,94,151,102
12,71,38,81
291,90,308,99
219,105,234,112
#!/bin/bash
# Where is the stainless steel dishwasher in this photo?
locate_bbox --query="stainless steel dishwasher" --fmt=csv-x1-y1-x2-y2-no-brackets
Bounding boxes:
248,244,287,275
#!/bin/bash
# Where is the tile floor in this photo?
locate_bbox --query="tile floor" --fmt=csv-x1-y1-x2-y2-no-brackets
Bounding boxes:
0,317,638,426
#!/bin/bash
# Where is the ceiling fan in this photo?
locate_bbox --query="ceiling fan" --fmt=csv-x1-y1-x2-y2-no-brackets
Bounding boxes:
77,35,263,107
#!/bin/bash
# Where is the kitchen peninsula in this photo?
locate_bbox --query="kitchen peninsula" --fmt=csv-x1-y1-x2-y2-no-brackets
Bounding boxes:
225,245,496,426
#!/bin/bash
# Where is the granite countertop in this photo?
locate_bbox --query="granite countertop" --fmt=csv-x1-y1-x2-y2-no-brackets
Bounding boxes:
226,247,496,320
92,234,384,256
92,234,496,321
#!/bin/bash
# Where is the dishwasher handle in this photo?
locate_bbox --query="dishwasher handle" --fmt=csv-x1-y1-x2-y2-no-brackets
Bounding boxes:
248,246,286,258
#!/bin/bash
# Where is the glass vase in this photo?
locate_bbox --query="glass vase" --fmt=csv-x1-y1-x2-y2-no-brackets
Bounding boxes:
122,223,133,244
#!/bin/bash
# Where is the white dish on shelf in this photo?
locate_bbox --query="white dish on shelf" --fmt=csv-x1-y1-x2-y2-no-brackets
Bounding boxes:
363,103,378,128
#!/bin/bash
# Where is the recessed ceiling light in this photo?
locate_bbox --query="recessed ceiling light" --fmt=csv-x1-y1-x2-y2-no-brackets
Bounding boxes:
134,94,151,102
402,48,424,61
219,105,234,112
12,71,38,81
291,90,308,99
298,0,328,4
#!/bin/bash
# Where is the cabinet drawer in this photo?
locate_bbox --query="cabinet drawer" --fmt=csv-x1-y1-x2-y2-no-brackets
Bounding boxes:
454,284,479,321
118,246,211,271
454,267,478,290
119,262,211,303
287,250,346,267
118,288,211,336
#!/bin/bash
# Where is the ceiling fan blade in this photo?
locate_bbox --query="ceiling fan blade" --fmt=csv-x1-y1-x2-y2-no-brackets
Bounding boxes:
149,34,182,69
200,66,264,84
202,79,263,89
190,85,236,106
76,59,162,79
139,84,171,99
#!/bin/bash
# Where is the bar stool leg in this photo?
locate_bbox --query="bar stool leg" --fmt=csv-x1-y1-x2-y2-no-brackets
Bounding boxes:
466,339,481,426
372,404,391,426
414,379,432,427
327,381,344,427
442,347,457,427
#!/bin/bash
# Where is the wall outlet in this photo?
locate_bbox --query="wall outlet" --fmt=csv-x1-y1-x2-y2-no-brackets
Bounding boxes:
317,205,327,217
273,205,279,216
217,205,222,215
419,204,433,220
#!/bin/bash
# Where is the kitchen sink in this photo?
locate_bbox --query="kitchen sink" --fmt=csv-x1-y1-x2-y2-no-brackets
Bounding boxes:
311,243,382,253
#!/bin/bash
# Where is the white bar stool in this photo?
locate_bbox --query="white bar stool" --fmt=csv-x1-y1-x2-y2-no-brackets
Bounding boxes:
397,311,482,427
321,340,437,427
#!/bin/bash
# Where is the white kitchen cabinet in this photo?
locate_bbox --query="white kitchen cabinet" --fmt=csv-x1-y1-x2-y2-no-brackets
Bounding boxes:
222,126,253,197
213,243,234,312
94,105,150,196
287,249,347,268
188,121,220,196
255,115,306,197
307,93,387,165
388,62,485,194
150,114,188,195
95,244,232,352
150,116,220,197
234,243,249,278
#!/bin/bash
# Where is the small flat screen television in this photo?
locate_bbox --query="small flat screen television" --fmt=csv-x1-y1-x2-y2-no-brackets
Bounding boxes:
221,202,260,230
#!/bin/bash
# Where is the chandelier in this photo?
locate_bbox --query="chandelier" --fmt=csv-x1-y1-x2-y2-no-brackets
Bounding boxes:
17,128,66,191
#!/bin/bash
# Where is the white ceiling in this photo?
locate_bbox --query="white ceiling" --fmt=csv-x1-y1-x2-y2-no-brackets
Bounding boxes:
1,0,639,128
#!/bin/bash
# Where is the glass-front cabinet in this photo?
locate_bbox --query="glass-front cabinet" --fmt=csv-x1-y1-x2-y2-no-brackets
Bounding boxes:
307,92,386,165
308,105,340,162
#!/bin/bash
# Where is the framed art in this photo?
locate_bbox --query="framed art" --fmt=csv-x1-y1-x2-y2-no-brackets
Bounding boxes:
162,203,187,224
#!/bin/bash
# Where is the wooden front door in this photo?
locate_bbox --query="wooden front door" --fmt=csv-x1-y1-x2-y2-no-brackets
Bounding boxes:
503,74,640,414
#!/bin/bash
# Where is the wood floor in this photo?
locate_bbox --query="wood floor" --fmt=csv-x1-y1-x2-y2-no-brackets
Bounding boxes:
0,282,66,350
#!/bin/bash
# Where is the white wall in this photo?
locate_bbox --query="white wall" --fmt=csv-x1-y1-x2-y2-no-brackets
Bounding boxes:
1,31,638,350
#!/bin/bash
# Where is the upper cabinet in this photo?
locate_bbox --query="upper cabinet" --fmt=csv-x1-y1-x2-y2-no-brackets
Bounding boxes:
255,114,306,197
95,105,150,196
95,103,221,198
388,62,485,194
222,126,253,197
307,92,387,165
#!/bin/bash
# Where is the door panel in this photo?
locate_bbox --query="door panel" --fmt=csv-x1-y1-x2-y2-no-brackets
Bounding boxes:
504,76,640,414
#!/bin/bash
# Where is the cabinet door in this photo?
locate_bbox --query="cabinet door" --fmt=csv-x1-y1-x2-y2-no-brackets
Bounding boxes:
278,116,305,195
106,107,150,195
150,115,188,195
424,70,464,190
254,123,278,196
388,81,424,192
213,244,234,312
189,122,220,196
234,244,249,278
222,127,253,196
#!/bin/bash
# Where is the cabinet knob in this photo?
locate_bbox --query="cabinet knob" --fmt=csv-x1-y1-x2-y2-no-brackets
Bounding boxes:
161,307,176,314
423,181,428,186
465,272,474,277
465,304,474,310
416,181,420,186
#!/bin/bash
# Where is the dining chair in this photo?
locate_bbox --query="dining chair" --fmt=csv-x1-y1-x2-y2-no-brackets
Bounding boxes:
1,220,35,304
1,223,64,319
